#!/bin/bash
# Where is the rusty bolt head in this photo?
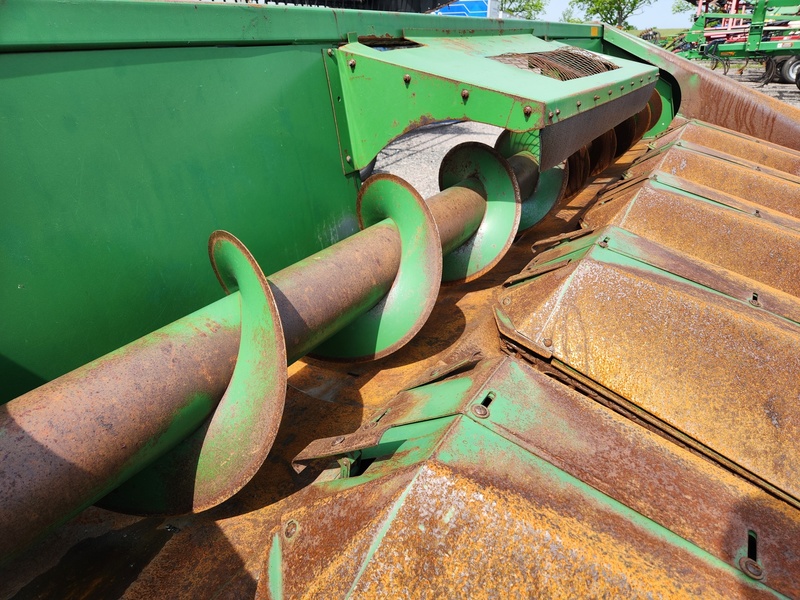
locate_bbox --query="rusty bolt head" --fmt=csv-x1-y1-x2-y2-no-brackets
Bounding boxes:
639,77,644,82
738,557,764,580
363,421,377,430
327,48,333,56
502,297,511,306
620,86,625,91
555,109,561,115
543,338,553,347
631,81,635,87
523,105,533,116
461,89,470,100
403,74,411,84
608,89,613,95
348,59,356,69
548,111,554,118
284,520,298,539
331,436,346,447
345,155,352,163
593,95,600,100
576,100,582,107
472,405,489,419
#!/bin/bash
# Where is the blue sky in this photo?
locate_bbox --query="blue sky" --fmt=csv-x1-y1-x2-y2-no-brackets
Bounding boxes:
540,0,695,28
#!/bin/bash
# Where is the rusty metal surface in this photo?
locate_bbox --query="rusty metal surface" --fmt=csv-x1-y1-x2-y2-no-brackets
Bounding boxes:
270,222,402,363
5,111,800,598
588,128,617,175
253,363,794,597
286,356,800,598
490,47,619,80
624,147,800,219
582,180,800,298
604,28,800,151
424,180,487,256
0,300,242,563
499,227,800,505
505,151,540,201
476,359,800,598
653,120,800,176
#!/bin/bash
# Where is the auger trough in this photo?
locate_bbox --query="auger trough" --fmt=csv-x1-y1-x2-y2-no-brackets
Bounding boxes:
2,1,800,597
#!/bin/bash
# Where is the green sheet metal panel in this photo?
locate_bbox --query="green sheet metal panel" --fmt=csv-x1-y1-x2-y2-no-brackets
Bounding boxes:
1,44,359,400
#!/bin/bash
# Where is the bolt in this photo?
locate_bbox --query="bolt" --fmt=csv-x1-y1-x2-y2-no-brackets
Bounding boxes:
502,297,511,306
555,109,561,115
543,338,553,347
284,520,298,539
739,557,764,580
620,86,625,91
593,95,600,100
403,74,411,84
472,405,489,418
640,77,644,82
345,155,352,163
523,105,533,117
608,89,613,95
348,59,356,69
548,111,554,118
631,82,635,87
576,100,581,107
331,435,346,446
327,48,333,56
461,89,470,100
363,421,377,430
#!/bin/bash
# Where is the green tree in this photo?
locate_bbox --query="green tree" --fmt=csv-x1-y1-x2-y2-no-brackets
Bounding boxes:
671,0,695,20
500,0,548,20
560,5,584,22
567,0,655,27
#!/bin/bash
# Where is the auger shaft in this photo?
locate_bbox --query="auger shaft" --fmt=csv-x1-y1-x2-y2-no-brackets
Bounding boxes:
0,147,538,562
1,96,659,559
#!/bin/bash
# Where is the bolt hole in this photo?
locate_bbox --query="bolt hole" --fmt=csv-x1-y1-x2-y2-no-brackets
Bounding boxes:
748,530,758,561
481,391,496,408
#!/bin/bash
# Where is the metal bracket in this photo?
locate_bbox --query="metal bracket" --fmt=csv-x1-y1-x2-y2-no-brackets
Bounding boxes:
292,357,506,473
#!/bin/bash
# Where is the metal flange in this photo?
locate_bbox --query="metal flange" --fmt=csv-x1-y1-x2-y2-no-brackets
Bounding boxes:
439,142,521,282
313,174,442,361
100,231,288,515
495,130,567,231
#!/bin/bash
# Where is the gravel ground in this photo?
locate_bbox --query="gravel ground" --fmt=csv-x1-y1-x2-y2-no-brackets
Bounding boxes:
374,121,503,198
725,66,800,107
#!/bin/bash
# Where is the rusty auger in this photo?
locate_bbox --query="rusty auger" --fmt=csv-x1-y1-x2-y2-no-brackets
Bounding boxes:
0,96,661,563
